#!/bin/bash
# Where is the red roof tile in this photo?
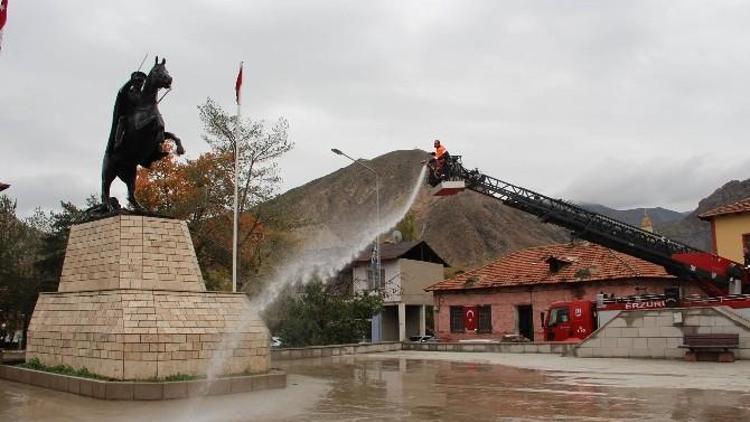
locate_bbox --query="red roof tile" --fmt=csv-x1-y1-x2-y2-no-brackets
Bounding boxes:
425,242,673,291
698,197,750,220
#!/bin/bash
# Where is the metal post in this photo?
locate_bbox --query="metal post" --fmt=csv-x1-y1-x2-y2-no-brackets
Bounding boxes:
331,148,382,341
375,175,380,288
232,96,241,293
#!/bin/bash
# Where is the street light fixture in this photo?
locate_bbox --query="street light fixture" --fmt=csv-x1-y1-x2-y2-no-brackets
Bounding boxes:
331,148,383,342
0,182,9,192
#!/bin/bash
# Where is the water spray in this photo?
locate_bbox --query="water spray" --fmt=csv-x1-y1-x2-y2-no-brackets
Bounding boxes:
181,164,427,420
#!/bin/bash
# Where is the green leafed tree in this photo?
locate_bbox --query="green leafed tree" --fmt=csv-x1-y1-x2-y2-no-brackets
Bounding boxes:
0,196,44,347
0,195,88,348
274,280,383,347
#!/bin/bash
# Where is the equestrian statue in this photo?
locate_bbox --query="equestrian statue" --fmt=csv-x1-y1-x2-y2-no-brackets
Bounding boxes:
98,56,185,214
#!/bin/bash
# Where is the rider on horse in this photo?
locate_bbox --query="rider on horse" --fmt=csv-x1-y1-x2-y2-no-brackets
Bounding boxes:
100,57,184,212
110,71,147,152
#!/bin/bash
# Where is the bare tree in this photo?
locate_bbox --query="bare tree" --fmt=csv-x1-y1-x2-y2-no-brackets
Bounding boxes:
197,98,294,290
198,98,293,213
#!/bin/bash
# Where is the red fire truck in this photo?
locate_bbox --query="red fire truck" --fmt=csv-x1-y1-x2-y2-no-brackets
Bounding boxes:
429,155,750,341
541,294,750,341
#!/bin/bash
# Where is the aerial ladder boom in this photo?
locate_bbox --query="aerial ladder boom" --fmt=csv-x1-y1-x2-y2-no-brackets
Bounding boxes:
432,156,745,296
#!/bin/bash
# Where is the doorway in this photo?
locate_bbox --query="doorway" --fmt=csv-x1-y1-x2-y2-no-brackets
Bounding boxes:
517,304,534,341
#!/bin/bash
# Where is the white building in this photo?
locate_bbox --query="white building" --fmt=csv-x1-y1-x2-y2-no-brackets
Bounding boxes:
353,241,448,342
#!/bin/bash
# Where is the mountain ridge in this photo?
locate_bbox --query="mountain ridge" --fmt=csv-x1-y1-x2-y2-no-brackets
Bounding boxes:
267,149,750,270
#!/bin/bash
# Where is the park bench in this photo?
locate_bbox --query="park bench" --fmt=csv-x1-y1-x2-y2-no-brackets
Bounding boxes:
680,333,739,362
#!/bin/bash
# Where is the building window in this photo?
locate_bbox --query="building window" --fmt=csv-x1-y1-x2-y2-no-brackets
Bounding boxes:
478,305,492,333
450,306,464,332
367,268,386,290
743,234,750,266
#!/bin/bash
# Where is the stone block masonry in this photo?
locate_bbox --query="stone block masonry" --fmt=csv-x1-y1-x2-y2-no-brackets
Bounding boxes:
58,215,204,292
26,215,272,381
27,291,270,380
575,307,750,360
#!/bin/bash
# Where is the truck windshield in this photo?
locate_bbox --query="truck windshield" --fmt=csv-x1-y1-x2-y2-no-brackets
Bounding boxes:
548,307,569,326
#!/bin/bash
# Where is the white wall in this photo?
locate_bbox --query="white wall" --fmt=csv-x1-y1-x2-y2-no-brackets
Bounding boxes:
353,258,444,306
353,261,401,303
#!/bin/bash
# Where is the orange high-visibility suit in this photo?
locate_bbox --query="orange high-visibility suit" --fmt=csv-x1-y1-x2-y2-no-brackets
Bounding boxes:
435,143,447,159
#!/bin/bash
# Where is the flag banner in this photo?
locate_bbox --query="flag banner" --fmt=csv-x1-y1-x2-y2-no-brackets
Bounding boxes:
0,0,8,52
235,62,243,105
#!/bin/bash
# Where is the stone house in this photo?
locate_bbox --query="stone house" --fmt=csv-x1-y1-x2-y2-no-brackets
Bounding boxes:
426,242,705,342
353,240,447,342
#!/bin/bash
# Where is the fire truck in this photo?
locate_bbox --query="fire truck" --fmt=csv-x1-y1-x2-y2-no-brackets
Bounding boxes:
542,294,750,341
428,155,750,341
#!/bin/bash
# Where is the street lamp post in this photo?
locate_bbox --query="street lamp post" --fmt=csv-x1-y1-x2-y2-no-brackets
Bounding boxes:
331,148,382,342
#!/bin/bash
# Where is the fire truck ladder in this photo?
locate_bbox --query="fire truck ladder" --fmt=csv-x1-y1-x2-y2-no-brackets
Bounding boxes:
446,160,735,296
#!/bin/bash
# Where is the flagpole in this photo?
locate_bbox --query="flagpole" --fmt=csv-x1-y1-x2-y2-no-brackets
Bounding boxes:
232,61,243,294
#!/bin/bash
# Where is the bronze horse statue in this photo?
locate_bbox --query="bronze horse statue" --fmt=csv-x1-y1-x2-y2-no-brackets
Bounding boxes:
101,56,184,211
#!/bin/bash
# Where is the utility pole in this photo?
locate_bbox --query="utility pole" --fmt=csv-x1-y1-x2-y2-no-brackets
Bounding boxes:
331,148,382,342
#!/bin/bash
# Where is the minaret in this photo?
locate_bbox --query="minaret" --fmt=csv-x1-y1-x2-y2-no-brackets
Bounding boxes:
640,209,654,233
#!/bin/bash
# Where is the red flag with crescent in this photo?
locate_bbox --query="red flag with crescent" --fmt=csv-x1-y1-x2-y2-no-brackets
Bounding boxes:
464,307,478,331
0,0,8,52
235,62,243,105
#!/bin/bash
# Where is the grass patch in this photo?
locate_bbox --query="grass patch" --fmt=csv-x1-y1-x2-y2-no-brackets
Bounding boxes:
17,359,254,383
162,373,201,382
19,358,110,380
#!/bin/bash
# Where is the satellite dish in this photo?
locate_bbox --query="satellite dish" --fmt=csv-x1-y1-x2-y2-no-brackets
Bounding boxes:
392,230,403,243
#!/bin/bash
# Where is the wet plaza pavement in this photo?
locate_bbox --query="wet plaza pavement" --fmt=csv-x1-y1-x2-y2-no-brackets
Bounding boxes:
1,352,749,421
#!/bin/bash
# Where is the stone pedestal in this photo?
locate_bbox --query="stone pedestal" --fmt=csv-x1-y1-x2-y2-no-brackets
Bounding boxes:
27,215,270,380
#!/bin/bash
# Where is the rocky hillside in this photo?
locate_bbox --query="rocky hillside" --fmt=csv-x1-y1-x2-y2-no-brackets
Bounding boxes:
660,179,750,250
267,149,568,270
267,151,750,270
580,204,685,229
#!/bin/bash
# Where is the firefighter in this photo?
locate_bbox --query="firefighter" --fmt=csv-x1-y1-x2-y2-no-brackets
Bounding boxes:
433,139,450,178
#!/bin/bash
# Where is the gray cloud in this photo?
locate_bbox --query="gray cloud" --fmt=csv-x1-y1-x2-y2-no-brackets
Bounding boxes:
2,1,749,215
562,155,750,211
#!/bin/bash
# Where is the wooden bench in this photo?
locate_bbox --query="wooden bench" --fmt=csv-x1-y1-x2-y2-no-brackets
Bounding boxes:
680,334,739,362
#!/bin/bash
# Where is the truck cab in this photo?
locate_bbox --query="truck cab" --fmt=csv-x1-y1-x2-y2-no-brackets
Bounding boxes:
542,300,596,342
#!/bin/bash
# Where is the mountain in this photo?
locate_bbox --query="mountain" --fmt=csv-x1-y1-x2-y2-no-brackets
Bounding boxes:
660,179,750,251
267,150,750,273
579,204,685,230
267,149,568,271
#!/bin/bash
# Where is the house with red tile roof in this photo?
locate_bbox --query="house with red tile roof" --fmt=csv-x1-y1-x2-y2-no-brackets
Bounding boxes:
699,197,750,269
425,242,704,342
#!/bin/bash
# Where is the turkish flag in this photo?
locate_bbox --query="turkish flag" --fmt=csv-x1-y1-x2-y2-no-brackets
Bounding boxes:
0,0,8,52
235,62,243,104
464,306,478,332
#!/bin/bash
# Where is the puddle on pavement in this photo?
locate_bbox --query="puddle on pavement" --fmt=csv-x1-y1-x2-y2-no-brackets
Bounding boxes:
1,356,749,421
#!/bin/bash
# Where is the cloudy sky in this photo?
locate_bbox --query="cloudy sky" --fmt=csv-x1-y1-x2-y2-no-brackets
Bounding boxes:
2,1,750,215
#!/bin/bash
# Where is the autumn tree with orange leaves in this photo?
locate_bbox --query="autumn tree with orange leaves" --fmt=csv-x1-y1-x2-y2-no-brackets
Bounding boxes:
136,98,293,292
